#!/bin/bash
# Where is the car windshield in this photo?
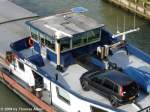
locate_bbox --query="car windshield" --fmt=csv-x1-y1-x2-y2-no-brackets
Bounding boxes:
122,82,138,97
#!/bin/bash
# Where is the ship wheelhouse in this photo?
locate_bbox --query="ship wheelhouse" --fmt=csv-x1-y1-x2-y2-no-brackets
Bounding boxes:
26,12,106,69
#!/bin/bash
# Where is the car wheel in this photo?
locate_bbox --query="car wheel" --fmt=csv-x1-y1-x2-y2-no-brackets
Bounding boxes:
81,80,89,91
110,96,119,107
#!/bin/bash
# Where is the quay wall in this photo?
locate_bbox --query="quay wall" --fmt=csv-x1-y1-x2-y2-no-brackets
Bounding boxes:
104,0,150,20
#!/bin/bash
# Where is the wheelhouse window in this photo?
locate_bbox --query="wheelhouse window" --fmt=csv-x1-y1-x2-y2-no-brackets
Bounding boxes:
45,36,55,51
56,87,70,105
31,27,39,41
60,38,70,52
39,32,55,51
72,28,100,48
72,34,82,48
81,33,87,44
40,33,45,46
18,61,25,71
87,28,100,43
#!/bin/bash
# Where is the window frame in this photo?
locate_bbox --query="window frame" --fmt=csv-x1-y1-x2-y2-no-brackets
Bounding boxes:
56,87,71,105
72,28,101,49
102,79,114,91
60,38,71,52
30,27,56,52
40,32,45,46
45,37,55,52
90,106,108,112
91,76,103,85
30,27,39,41
18,60,25,72
72,34,82,48
114,83,119,93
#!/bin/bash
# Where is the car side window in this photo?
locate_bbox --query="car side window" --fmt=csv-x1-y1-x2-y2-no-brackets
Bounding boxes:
102,79,114,90
91,77,102,84
114,84,119,93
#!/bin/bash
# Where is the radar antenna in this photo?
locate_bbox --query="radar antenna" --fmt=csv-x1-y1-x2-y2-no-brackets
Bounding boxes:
116,16,120,33
123,16,126,32
134,14,136,29
112,15,140,41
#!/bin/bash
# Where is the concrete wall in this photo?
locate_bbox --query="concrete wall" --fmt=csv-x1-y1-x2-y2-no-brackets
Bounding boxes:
106,0,150,20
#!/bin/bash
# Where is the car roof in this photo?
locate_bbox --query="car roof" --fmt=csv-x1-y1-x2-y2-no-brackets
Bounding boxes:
96,70,133,86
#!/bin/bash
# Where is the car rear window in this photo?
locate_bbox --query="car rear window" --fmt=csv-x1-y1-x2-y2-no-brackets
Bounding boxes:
122,82,138,97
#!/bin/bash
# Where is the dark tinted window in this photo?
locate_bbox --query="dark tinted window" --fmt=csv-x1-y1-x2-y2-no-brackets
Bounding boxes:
18,61,25,71
56,87,70,105
123,82,138,97
102,79,114,90
60,38,70,52
91,106,108,112
114,84,119,93
45,38,55,51
91,77,102,84
31,28,39,41
72,34,82,48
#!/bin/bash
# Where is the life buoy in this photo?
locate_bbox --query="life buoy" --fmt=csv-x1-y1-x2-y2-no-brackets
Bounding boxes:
28,37,34,47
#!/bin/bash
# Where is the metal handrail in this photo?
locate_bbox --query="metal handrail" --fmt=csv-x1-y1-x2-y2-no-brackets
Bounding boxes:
138,106,150,112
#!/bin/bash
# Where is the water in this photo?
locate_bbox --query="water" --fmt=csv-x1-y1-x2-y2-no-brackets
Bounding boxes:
13,0,150,54
0,82,30,109
1,0,150,110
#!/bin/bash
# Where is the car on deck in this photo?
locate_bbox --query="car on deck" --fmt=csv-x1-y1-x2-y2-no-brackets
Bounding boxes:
80,69,139,107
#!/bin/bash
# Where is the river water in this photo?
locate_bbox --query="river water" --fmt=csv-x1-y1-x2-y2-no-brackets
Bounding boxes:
0,0,150,110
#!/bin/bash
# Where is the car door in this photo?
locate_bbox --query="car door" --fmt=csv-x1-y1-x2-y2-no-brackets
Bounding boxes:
88,76,103,94
101,79,115,97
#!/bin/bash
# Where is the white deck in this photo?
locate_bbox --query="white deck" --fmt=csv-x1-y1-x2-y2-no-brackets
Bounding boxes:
109,50,150,73
62,49,150,112
63,64,111,104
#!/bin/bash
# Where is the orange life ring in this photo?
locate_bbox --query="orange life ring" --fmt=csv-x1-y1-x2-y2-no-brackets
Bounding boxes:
28,37,34,47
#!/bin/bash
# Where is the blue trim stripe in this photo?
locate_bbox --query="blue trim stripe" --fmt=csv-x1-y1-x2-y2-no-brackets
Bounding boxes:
127,44,150,64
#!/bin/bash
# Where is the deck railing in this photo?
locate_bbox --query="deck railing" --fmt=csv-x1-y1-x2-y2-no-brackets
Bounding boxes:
138,106,150,112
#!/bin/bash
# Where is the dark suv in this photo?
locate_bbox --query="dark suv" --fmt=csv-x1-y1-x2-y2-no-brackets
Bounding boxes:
80,69,139,107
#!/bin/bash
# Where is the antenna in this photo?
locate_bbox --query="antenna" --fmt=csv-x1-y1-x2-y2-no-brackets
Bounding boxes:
112,14,140,41
123,16,126,32
116,16,120,33
134,14,136,29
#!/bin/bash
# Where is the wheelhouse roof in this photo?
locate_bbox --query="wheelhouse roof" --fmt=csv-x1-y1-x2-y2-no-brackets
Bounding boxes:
26,12,104,39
